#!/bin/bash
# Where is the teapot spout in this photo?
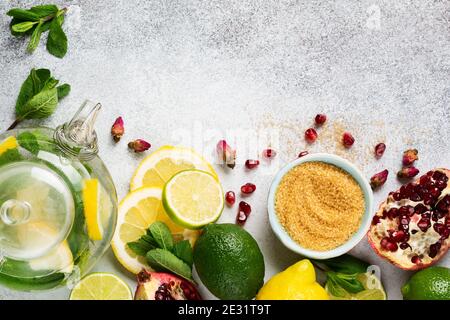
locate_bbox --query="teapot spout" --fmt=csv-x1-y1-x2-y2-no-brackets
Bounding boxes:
55,100,101,161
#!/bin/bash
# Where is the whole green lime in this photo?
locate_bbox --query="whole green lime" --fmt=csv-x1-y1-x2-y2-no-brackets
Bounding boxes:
401,266,450,300
194,224,265,300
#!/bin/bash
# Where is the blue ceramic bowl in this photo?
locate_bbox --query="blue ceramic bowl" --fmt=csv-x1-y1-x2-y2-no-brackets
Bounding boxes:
267,153,374,259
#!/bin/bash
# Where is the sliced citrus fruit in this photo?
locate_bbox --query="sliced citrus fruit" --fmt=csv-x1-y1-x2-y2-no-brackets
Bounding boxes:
0,136,18,155
163,170,224,229
111,187,198,274
69,273,132,300
82,179,105,241
130,145,217,190
29,240,74,274
326,272,386,300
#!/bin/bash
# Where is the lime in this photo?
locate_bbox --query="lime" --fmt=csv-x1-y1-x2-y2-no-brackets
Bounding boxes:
402,266,450,300
193,223,265,300
70,273,132,300
326,272,386,300
163,170,224,229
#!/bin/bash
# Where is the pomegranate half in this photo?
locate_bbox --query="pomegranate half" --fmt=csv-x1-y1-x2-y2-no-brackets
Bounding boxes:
368,168,450,270
134,270,202,300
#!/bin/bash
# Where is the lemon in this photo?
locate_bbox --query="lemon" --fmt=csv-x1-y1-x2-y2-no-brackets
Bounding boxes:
69,273,132,300
0,136,18,156
163,170,224,229
111,187,198,274
130,146,217,190
82,179,112,241
326,272,386,300
29,241,74,274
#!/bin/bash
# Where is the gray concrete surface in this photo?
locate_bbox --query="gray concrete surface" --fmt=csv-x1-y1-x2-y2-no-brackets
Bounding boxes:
0,0,449,300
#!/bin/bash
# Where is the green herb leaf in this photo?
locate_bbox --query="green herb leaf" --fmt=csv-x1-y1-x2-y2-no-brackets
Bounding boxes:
172,240,193,268
127,241,152,257
56,84,70,99
328,272,365,294
7,9,40,21
17,88,58,120
43,77,59,90
0,149,22,167
46,17,67,58
146,248,192,281
27,21,43,53
11,21,37,33
17,132,39,155
149,221,174,251
325,278,348,298
315,254,370,275
29,5,59,18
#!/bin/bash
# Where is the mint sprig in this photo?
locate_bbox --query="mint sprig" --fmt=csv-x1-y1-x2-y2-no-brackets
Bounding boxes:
7,5,68,58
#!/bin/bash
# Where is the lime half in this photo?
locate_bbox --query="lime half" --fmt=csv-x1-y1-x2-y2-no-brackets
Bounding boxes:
326,272,386,300
163,170,224,229
70,273,132,300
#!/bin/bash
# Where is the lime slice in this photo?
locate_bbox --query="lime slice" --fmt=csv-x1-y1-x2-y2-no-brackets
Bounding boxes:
70,273,132,300
326,272,386,300
163,170,224,229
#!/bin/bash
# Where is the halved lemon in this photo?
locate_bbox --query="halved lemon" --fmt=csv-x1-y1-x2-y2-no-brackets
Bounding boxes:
130,146,217,190
0,136,18,155
111,187,198,274
69,273,132,300
326,272,386,300
163,170,224,229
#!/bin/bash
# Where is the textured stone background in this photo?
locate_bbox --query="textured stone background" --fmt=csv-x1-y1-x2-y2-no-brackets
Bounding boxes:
0,0,449,300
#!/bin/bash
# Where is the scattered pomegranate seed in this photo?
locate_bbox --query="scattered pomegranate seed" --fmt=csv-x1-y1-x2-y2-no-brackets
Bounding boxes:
374,143,386,159
397,167,420,179
128,139,151,153
342,132,355,148
262,148,276,159
305,128,318,143
236,201,251,226
314,114,327,125
111,117,124,142
402,149,418,166
370,169,389,190
298,151,309,158
225,191,236,206
241,183,256,194
245,159,260,170
216,140,236,169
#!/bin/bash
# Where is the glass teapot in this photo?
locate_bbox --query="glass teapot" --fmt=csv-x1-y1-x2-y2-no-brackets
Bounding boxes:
0,101,117,291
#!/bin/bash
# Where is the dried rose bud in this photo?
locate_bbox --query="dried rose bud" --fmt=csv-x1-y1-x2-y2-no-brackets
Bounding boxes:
402,149,418,166
397,166,420,179
298,151,309,158
216,140,236,169
236,201,251,226
370,169,389,190
111,117,124,142
374,143,386,159
128,139,151,153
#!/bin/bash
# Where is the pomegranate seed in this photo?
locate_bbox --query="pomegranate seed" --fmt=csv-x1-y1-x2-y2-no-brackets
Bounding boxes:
342,132,355,148
417,218,431,232
392,192,402,201
420,175,431,185
298,151,309,158
436,180,447,190
410,193,422,202
374,143,386,159
305,128,318,143
414,204,427,215
372,216,381,225
370,169,389,190
225,191,236,206
314,114,327,125
432,171,445,181
386,241,398,252
433,223,445,235
392,230,406,242
236,201,251,226
429,242,441,258
399,242,410,250
241,183,256,194
402,149,419,166
262,148,276,159
399,206,414,217
387,208,399,219
245,159,260,170
380,237,390,249
411,256,421,264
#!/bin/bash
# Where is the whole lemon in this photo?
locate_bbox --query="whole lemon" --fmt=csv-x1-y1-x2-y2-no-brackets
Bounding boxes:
256,259,328,300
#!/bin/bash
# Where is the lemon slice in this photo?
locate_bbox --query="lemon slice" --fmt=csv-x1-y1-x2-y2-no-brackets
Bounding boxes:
326,272,386,300
29,241,74,274
130,146,217,190
69,273,132,300
82,179,112,241
0,136,18,155
163,170,224,229
111,187,198,274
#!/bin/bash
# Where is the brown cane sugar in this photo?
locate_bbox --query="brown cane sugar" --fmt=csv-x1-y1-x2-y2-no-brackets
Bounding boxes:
275,161,365,251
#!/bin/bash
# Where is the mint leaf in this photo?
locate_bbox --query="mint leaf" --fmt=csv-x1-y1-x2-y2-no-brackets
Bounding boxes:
46,17,67,58
17,88,58,120
29,5,58,18
0,149,22,167
149,221,174,251
57,84,70,99
128,241,152,257
326,278,348,298
11,21,37,33
17,132,39,155
328,272,365,294
315,254,369,275
146,248,192,281
172,240,193,268
7,9,40,21
27,21,43,53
